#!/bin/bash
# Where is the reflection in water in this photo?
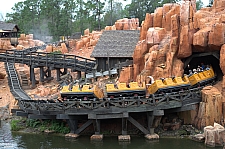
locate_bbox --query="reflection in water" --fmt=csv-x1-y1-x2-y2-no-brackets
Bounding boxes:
0,121,223,149
10,133,225,149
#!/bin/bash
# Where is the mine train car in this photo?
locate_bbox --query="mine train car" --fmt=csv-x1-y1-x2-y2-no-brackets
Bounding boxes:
60,67,216,100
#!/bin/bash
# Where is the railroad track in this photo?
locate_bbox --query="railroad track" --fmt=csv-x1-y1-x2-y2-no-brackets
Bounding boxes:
4,62,31,100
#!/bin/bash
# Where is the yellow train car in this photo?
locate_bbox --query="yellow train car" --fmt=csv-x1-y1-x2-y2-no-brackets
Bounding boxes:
106,82,146,98
188,67,215,86
60,84,104,100
147,76,191,94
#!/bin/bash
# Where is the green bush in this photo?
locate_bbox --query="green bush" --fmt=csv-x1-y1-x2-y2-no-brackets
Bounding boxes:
26,119,70,134
10,119,21,131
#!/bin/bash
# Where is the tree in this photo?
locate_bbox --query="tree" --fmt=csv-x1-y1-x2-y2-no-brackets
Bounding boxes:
196,0,204,10
103,1,126,26
124,0,178,23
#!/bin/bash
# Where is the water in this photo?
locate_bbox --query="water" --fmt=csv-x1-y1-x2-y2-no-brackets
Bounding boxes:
0,121,223,149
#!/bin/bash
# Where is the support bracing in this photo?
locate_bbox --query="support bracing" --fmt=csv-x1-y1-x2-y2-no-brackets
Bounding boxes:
67,119,78,134
40,67,53,83
29,65,36,88
122,118,128,135
93,119,101,135
75,120,93,134
56,68,68,81
127,116,149,135
147,112,154,134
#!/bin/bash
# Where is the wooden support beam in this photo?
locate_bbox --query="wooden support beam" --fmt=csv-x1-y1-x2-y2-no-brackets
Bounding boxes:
28,114,56,119
153,110,164,116
122,118,127,135
75,120,93,134
30,66,36,88
40,66,44,82
127,116,149,135
147,112,154,132
88,113,128,119
56,114,87,120
16,111,28,117
93,119,101,135
67,119,78,134
165,104,198,113
11,109,24,114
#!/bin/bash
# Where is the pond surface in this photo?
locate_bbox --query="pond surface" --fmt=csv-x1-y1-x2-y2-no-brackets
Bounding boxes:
0,121,223,149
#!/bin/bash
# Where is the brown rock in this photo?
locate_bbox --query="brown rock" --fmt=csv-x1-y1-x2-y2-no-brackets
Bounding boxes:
180,1,190,26
201,86,223,127
146,27,167,45
208,23,225,51
118,66,134,83
177,25,192,58
162,4,180,31
84,28,90,36
46,45,53,53
193,27,211,52
153,7,163,27
220,45,225,74
140,13,153,40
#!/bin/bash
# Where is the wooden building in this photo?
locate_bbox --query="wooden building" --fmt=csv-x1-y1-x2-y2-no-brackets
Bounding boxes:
0,21,20,45
91,30,140,72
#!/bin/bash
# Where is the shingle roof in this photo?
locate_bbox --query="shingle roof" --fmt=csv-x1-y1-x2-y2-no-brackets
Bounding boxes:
0,21,19,31
91,30,140,58
69,32,82,39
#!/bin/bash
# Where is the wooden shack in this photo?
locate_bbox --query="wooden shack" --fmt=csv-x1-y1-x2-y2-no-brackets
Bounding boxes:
0,21,20,46
91,30,140,72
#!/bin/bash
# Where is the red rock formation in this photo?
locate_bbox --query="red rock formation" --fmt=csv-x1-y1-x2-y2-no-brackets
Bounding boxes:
114,18,139,30
194,86,223,129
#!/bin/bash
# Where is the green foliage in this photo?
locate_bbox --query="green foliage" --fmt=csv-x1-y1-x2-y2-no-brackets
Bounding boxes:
49,120,70,134
6,0,181,39
26,119,42,128
196,0,204,10
124,0,178,23
26,119,70,134
10,119,22,131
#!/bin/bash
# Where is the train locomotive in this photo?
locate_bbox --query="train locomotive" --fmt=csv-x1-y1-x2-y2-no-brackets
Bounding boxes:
60,67,216,101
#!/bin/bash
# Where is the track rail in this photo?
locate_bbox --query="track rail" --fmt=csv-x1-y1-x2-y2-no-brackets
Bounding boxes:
0,45,96,73
5,62,32,100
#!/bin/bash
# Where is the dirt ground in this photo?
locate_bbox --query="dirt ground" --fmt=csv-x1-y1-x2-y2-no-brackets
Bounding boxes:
0,62,15,109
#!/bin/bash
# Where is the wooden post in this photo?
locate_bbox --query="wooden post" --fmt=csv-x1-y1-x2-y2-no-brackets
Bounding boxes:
67,119,78,134
147,112,154,134
122,118,127,135
40,66,44,82
30,65,36,88
107,52,111,77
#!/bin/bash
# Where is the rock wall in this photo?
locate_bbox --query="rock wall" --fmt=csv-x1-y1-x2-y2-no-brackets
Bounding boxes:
116,0,225,128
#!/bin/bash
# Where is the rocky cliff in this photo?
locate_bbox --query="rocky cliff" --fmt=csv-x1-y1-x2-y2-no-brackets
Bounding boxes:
116,0,225,129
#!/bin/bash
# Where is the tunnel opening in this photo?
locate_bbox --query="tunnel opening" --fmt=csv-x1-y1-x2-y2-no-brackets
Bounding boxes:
183,52,223,81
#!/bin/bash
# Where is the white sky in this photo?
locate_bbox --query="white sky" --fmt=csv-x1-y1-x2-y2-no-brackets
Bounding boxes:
0,0,209,19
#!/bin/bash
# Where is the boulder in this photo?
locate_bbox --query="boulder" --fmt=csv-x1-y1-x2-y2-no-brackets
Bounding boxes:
180,1,190,26
153,7,163,27
146,27,167,45
118,66,134,83
193,27,211,52
208,23,225,51
162,4,180,31
140,13,153,40
220,44,225,74
177,25,192,58
204,123,225,147
194,86,223,129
